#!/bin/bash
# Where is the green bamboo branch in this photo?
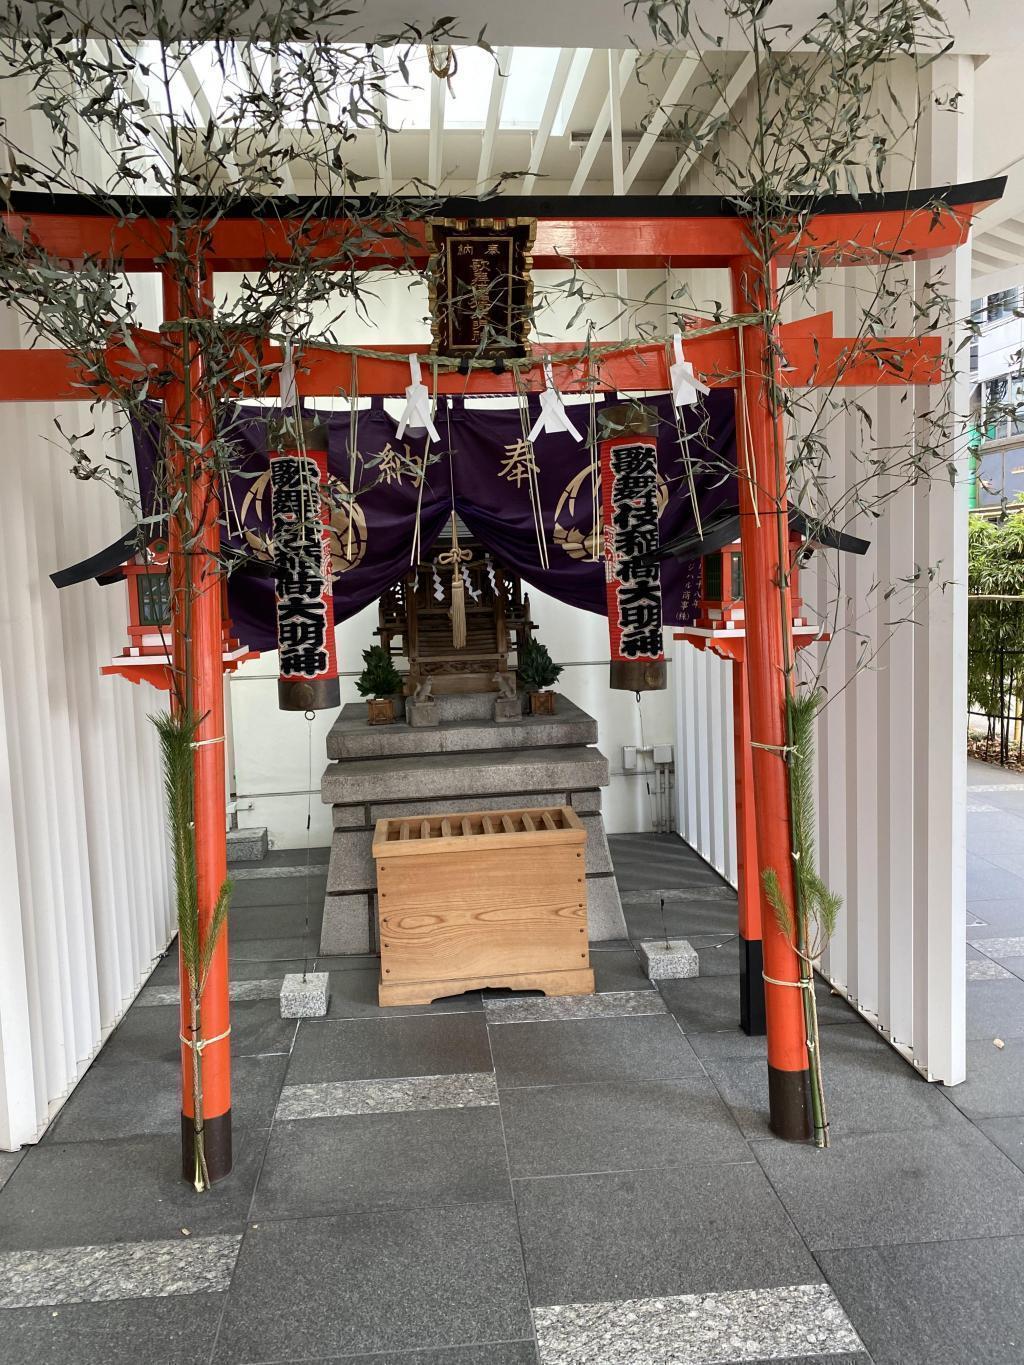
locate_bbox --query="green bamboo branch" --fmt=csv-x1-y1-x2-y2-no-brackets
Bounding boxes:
762,688,841,1148
153,708,232,1191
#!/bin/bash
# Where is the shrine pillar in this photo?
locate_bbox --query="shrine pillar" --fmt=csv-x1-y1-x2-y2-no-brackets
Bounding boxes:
161,266,233,1182
729,258,811,1140
732,656,766,1036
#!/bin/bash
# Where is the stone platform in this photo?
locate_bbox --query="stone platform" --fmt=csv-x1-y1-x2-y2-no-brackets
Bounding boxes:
319,692,628,954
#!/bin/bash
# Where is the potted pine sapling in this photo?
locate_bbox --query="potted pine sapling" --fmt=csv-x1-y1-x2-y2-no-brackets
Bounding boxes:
518,637,563,716
356,645,404,725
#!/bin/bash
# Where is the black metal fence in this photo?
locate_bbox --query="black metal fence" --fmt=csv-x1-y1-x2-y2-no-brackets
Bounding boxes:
968,642,1024,766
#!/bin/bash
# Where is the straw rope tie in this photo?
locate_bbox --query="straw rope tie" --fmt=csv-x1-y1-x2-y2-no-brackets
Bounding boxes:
179,1026,232,1053
762,973,812,989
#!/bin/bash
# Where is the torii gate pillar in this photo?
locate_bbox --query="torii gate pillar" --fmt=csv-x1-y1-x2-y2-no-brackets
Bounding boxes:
730,258,812,1140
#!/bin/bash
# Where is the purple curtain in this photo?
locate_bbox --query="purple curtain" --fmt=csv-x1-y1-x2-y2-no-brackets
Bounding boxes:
132,392,737,653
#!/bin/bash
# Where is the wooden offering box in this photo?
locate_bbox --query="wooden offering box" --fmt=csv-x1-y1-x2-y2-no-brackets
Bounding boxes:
372,806,595,1005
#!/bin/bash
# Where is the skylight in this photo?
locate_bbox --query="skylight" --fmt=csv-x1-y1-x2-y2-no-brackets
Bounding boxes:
132,41,587,137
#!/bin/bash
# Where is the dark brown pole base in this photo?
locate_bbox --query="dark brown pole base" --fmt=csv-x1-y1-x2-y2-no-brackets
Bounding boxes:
739,935,766,1036
181,1110,233,1184
767,1066,812,1141
278,676,341,711
609,659,667,692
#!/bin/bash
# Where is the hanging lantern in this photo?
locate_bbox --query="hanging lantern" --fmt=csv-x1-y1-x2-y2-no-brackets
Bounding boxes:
48,533,256,690
599,404,667,691
269,418,341,712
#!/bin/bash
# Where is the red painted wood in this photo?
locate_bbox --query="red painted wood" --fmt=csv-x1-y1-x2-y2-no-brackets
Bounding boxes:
0,330,942,402
3,198,991,273
730,257,810,1133
161,266,233,1180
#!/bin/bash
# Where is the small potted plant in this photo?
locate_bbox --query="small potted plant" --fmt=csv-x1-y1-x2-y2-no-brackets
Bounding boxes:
517,637,562,716
356,645,404,725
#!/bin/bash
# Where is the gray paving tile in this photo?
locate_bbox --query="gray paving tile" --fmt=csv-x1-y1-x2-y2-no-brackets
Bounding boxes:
0,1293,226,1365
658,975,748,1032
212,1205,532,1362
966,958,1015,981
718,1356,870,1365
752,1126,1024,1250
660,973,859,1036
276,1073,497,1120
966,855,1024,902
966,901,1024,937
502,1076,750,1177
0,1233,239,1307
228,901,324,944
43,1054,287,1143
532,1284,863,1364
138,977,284,1007
326,967,483,1019
514,1163,821,1306
685,1010,867,1063
296,1349,538,1365
0,1130,268,1250
817,1237,1024,1364
253,1108,511,1219
590,946,656,992
0,1149,23,1190
230,874,326,909
704,1026,958,1138
230,936,323,962
484,990,666,1025
940,1038,1024,1119
489,1015,701,1087
966,976,1024,1038
691,933,742,977
622,897,738,942
286,1014,492,1084
98,1000,296,1065
146,952,379,988
977,1115,1024,1173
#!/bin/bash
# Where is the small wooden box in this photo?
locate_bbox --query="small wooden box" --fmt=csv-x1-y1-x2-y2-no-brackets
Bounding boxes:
373,806,595,1006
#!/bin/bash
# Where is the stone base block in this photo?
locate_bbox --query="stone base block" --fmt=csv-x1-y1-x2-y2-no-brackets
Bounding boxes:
585,874,627,942
321,893,372,954
227,826,268,863
494,697,522,722
280,971,330,1018
407,700,440,728
639,938,699,981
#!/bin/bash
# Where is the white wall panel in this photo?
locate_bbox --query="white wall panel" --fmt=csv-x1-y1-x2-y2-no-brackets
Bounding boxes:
0,388,174,1149
672,56,971,1085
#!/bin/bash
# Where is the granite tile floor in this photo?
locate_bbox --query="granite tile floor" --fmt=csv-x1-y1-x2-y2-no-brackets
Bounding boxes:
5,780,1024,1363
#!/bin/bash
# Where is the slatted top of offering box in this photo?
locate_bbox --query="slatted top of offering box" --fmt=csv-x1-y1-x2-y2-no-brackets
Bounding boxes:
372,805,584,857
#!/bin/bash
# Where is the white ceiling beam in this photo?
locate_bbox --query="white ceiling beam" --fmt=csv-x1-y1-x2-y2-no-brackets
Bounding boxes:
973,234,1024,266
476,45,511,190
622,52,700,192
373,84,393,193
976,158,1024,236
659,52,755,196
178,53,215,127
568,49,638,196
428,71,446,189
522,47,577,195
608,48,624,196
972,259,1024,293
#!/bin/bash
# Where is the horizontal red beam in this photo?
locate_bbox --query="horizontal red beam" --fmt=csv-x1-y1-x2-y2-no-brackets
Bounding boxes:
2,199,992,273
0,328,943,403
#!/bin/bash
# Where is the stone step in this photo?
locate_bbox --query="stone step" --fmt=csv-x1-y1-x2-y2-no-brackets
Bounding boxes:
226,826,269,863
321,744,610,806
326,697,597,762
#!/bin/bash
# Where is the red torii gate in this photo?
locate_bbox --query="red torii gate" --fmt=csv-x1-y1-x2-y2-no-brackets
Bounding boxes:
0,180,1001,1178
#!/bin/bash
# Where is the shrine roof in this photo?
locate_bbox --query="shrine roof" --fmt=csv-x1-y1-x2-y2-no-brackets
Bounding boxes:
654,508,871,565
2,179,1005,222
